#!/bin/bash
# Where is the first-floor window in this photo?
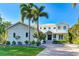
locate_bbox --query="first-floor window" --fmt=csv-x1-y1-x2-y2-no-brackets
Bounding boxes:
26,32,28,37
13,33,16,38
59,35,63,40
53,34,56,38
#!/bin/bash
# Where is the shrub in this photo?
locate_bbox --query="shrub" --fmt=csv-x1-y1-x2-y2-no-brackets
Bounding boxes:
53,40,67,44
33,32,46,41
73,38,79,44
31,40,36,45
12,41,16,45
24,40,28,45
36,41,41,46
18,41,22,46
6,41,10,45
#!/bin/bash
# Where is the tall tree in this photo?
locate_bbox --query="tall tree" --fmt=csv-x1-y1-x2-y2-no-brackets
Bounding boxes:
32,5,48,42
68,30,73,44
68,18,79,43
0,15,11,44
3,21,11,28
20,3,34,45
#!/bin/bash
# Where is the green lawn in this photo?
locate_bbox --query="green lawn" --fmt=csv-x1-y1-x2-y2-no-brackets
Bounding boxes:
0,46,44,56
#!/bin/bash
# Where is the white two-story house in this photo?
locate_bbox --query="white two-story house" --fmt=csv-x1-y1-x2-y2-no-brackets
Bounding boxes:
6,22,69,45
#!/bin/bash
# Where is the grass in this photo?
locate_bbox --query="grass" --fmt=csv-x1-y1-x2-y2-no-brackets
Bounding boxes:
0,46,44,56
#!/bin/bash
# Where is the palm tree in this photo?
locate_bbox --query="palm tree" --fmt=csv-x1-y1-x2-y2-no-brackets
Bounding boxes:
32,5,48,42
20,3,34,45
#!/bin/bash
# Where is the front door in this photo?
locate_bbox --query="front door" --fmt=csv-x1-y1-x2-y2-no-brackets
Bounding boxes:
48,35,52,40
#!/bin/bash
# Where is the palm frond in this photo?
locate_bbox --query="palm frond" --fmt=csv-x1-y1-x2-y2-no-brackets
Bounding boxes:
32,14,38,22
33,4,39,10
21,7,27,14
20,4,27,9
40,12,48,18
28,3,35,8
39,6,45,12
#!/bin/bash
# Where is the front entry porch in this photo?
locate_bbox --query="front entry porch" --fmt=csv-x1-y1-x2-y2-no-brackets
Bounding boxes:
45,31,64,44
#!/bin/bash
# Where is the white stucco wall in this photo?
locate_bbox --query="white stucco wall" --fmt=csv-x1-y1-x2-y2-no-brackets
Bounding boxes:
7,23,36,45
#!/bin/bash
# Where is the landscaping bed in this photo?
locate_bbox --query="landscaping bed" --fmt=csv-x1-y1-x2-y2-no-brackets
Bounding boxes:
53,40,68,44
0,46,44,56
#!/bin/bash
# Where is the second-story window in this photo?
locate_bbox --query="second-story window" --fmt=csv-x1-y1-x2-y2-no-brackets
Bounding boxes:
63,26,66,30
44,27,46,29
40,27,42,29
49,27,51,29
58,26,61,30
53,27,56,29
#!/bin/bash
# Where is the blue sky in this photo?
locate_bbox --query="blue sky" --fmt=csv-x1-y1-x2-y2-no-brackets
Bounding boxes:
0,3,79,26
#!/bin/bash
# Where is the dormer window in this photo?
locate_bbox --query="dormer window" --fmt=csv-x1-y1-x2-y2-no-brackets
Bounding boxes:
63,26,66,30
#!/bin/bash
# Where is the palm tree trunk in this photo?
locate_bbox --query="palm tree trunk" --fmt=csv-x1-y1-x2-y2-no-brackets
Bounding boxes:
21,15,24,23
37,20,40,42
28,19,31,46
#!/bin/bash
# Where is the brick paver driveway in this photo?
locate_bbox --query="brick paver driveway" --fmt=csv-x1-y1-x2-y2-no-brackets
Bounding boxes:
37,44,79,56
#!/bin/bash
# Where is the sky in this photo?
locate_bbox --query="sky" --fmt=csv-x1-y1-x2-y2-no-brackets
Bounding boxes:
0,3,79,27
